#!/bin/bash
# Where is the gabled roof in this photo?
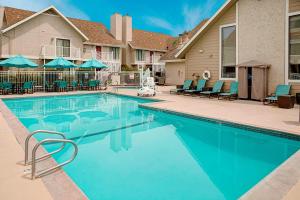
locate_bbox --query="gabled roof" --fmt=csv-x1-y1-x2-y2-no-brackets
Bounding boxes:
175,0,237,58
129,30,174,52
160,19,208,61
2,6,89,41
2,6,124,46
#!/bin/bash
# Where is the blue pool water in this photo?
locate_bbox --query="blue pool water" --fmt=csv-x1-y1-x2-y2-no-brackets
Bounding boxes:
3,94,300,200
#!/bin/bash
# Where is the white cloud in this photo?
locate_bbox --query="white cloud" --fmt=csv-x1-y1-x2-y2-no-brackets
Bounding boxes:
0,0,90,20
145,0,219,36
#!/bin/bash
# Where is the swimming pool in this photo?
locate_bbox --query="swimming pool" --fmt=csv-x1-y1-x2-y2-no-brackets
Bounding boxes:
3,93,300,200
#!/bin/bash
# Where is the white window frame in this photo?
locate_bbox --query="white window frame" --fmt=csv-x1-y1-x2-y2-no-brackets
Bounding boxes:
285,0,300,83
219,23,237,81
55,37,71,58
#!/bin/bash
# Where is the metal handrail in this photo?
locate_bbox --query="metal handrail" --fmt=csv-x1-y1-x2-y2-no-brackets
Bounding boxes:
24,130,66,165
31,138,78,180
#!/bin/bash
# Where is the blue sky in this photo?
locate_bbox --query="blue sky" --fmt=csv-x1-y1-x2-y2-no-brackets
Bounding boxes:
1,0,226,36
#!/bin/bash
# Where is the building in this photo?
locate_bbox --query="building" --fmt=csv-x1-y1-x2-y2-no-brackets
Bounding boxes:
109,13,174,75
161,20,207,85
0,6,173,73
167,0,300,94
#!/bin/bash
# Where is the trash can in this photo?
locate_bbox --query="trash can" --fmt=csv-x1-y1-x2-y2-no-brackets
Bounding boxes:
278,95,295,109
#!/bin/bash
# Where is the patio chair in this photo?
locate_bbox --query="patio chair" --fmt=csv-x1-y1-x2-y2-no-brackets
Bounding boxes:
20,81,33,94
184,79,207,95
45,81,54,92
2,82,13,95
263,84,291,105
218,81,239,100
170,80,193,94
88,80,97,90
200,80,224,98
57,81,67,92
69,80,78,91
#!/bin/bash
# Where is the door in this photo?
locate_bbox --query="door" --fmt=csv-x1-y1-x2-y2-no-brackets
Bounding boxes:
96,46,101,60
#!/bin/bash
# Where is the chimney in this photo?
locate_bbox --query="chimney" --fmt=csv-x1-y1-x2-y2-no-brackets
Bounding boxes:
110,13,122,41
177,32,189,48
122,15,132,42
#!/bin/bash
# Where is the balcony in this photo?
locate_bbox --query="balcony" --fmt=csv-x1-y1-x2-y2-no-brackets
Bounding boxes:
41,45,81,60
82,50,120,63
134,55,164,65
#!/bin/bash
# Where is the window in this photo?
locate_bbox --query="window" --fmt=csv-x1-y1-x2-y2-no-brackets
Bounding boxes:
110,47,120,60
289,15,300,80
136,50,145,61
221,25,236,79
56,39,70,57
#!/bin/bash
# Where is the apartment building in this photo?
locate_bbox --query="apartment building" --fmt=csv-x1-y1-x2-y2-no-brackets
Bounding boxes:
0,6,173,73
164,0,300,94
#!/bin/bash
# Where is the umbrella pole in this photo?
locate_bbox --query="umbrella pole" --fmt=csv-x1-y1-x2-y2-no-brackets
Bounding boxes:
95,68,97,80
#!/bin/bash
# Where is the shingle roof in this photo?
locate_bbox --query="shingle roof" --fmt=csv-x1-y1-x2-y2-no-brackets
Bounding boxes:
2,6,123,46
160,19,208,61
129,29,174,52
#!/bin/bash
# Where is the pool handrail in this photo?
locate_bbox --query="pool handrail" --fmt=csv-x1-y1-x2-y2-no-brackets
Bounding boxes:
24,130,66,165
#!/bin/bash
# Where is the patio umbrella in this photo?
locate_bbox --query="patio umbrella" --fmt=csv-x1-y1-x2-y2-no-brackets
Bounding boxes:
80,59,108,79
0,55,38,68
43,57,77,90
0,55,38,83
80,59,108,69
43,57,77,68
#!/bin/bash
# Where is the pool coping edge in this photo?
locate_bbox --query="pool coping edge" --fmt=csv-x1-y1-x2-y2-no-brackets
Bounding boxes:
139,103,300,200
0,99,88,200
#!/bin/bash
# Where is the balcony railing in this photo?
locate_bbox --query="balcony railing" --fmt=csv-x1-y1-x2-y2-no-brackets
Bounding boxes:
135,55,164,65
41,45,81,60
83,50,119,62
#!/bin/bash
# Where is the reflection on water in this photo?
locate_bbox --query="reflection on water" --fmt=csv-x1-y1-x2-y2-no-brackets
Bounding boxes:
4,94,300,200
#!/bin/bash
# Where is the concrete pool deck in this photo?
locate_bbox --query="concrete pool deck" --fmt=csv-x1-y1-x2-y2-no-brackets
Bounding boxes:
0,87,300,199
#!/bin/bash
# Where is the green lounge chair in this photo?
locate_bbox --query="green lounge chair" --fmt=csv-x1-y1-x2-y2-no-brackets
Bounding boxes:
170,80,193,94
218,81,239,100
263,84,291,105
0,82,3,95
200,80,224,98
184,79,207,95
45,81,54,92
20,81,33,94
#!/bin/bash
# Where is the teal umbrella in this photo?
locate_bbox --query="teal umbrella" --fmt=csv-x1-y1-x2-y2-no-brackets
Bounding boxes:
0,55,38,68
80,59,108,69
44,57,77,68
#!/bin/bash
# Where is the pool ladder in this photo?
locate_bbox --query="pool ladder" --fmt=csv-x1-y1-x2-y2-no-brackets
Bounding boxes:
24,130,78,180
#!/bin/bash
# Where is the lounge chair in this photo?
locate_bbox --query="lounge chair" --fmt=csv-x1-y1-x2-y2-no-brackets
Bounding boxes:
263,84,291,105
200,80,224,98
56,81,67,92
170,80,193,94
218,81,239,100
184,79,207,95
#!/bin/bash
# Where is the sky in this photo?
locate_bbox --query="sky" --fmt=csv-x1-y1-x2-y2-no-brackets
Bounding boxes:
0,0,226,36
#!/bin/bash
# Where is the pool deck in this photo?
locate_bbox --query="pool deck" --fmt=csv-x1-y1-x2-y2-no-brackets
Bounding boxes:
0,88,300,199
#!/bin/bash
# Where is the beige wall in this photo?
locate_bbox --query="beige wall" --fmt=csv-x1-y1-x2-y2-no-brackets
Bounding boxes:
165,62,186,85
185,4,236,90
1,13,84,60
238,0,286,93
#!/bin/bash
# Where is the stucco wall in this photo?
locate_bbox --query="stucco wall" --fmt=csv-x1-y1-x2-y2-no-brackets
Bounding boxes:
1,13,84,60
238,0,286,93
165,62,186,85
185,4,236,89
